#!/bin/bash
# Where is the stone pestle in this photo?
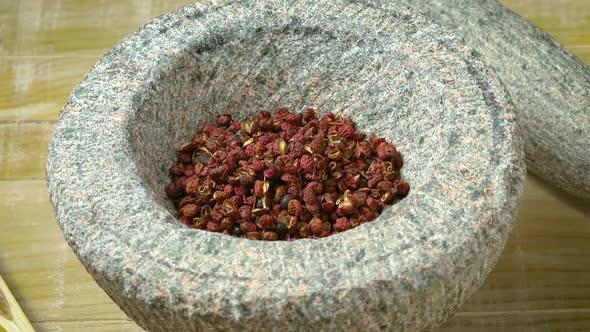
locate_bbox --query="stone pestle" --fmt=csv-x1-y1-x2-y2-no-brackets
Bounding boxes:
382,0,590,199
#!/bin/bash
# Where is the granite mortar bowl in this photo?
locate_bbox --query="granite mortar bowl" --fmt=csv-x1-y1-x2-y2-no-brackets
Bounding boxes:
46,0,526,331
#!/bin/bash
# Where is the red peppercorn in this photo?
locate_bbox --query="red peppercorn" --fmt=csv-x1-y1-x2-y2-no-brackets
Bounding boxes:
376,142,398,160
367,175,384,189
394,181,410,198
336,181,348,193
306,181,323,194
240,222,257,233
184,179,200,196
165,181,184,199
235,204,249,219
246,231,262,240
302,186,317,205
302,108,316,122
209,208,223,222
228,121,241,133
183,167,195,177
167,107,409,240
178,142,196,153
259,110,272,119
280,173,295,183
282,161,299,175
216,113,232,127
193,218,208,230
359,207,378,220
287,219,299,236
249,159,265,173
285,113,300,125
178,153,192,164
308,136,325,154
321,201,336,213
300,155,314,173
208,165,228,181
207,222,222,232
179,204,198,218
290,133,304,143
258,214,277,230
351,191,367,207
366,197,385,211
253,180,265,198
383,171,399,181
300,211,313,223
287,199,303,216
228,195,243,208
220,217,235,230
381,191,396,204
286,185,299,197
334,217,351,232
338,124,355,138
263,231,279,241
299,223,311,238
263,163,279,179
309,217,324,235
223,184,233,197
242,195,254,206
234,185,246,196
178,215,192,226
393,153,404,170
376,181,393,192
305,203,320,216
177,196,195,209
169,165,185,176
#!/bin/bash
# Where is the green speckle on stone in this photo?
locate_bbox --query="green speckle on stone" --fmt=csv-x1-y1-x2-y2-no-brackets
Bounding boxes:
256,75,267,85
208,69,217,80
190,70,203,83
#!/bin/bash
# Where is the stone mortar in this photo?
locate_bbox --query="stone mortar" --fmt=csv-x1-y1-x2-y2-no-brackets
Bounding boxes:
389,0,590,199
46,0,525,330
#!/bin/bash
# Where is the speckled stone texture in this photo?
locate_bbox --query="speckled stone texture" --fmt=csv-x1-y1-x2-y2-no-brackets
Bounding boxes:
46,0,525,331
390,0,590,199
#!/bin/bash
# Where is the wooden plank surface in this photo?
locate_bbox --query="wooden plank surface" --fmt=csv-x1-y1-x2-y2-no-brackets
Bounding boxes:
34,321,143,332
0,0,588,331
0,123,53,180
0,57,99,121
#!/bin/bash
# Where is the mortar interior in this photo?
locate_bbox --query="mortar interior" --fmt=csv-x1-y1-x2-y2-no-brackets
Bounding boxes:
127,26,463,227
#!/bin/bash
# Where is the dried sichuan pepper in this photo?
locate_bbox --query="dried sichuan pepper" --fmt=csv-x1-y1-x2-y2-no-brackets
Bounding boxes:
165,108,410,240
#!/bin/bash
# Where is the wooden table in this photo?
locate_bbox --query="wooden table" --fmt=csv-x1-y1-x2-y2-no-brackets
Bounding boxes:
1,1,589,331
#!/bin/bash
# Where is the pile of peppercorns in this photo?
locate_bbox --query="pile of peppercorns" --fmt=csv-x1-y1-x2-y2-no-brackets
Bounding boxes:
165,108,409,240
